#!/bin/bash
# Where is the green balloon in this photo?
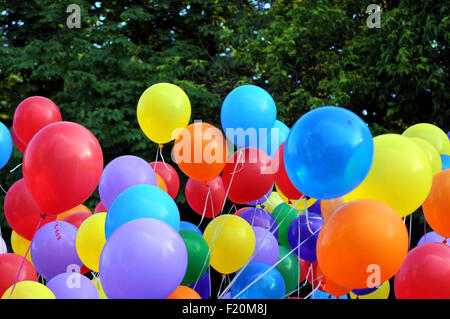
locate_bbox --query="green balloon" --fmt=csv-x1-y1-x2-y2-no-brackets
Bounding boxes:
179,229,210,286
275,245,300,296
272,203,301,247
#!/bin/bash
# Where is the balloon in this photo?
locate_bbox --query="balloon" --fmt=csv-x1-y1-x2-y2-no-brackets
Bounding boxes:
76,213,107,272
311,289,348,300
92,278,108,299
272,203,301,248
99,218,188,299
423,169,450,237
261,192,284,213
167,286,201,299
149,161,180,199
57,204,91,221
287,213,324,262
46,272,99,299
30,221,82,280
185,176,226,218
316,265,352,297
0,121,13,170
320,197,345,222
240,207,279,239
230,263,285,299
221,85,276,148
350,281,390,299
0,237,6,254
284,106,374,199
11,231,32,264
395,243,450,299
94,201,106,214
273,143,303,199
351,287,378,296
13,96,62,148
402,123,450,155
275,245,302,295
409,137,442,175
298,259,310,283
307,199,322,215
173,122,227,182
417,231,450,246
277,187,317,209
23,122,103,215
317,199,408,289
4,179,56,241
259,120,290,157
99,155,157,210
441,154,450,170
246,185,273,206
64,212,91,229
179,230,210,286
251,227,279,266
180,221,202,235
189,271,210,299
137,83,191,144
2,281,55,299
105,184,180,239
11,126,26,153
155,173,168,192
222,148,275,204
203,215,255,274
235,207,251,216
345,134,433,217
0,253,37,296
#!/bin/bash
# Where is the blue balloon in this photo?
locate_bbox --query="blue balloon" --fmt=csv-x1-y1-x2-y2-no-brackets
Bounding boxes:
105,185,180,238
311,289,348,299
284,106,374,199
180,221,202,235
441,154,450,170
259,120,290,157
0,122,13,170
287,213,323,262
231,263,285,299
189,271,210,299
351,287,378,296
221,85,277,148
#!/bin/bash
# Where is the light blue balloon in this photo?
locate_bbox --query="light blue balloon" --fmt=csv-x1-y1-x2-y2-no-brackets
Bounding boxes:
0,122,13,170
221,85,277,148
230,263,285,299
284,106,374,199
441,154,450,170
259,120,290,157
105,185,180,238
180,221,202,235
311,289,349,299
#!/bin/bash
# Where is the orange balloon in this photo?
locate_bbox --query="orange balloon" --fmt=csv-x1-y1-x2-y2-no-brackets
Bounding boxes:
155,173,168,193
316,265,352,297
423,169,450,237
173,122,227,182
317,199,408,289
320,197,345,223
56,204,92,221
166,286,201,299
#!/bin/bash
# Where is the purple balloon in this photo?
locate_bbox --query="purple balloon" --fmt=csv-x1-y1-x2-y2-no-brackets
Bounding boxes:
246,185,274,206
447,131,450,140
99,155,157,209
251,227,279,266
308,199,321,215
30,221,82,280
352,287,378,296
222,292,231,299
287,213,323,262
240,207,278,239
189,271,210,299
0,237,7,254
99,218,188,299
417,231,450,246
46,272,99,299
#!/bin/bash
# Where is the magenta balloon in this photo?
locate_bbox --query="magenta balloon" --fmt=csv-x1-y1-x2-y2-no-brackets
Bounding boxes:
99,218,188,299
250,226,279,266
99,155,157,209
30,221,82,280
46,272,99,299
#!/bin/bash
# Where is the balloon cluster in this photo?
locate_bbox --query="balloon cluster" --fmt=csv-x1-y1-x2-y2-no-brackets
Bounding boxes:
0,85,449,299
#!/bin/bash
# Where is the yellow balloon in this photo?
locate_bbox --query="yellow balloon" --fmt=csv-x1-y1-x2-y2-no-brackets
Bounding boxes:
11,231,32,264
137,83,191,144
409,137,442,176
203,215,255,274
1,281,55,299
261,192,284,214
92,278,108,299
350,281,390,299
276,185,317,209
345,134,433,217
75,213,107,272
402,123,450,155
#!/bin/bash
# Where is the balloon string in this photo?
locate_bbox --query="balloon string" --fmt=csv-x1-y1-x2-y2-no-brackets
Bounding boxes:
197,186,211,228
8,214,46,298
304,280,323,300
304,197,314,235
218,150,244,215
152,143,160,173
408,212,412,249
9,163,22,173
424,218,427,240
158,145,170,171
216,274,227,298
0,183,7,194
297,211,301,299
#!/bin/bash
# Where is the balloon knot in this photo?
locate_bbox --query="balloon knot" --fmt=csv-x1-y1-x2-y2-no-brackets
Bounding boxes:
222,274,226,278
158,144,163,149
443,238,448,245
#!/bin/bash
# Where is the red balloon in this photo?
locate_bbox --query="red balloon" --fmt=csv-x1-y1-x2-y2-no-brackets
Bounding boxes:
394,243,450,299
11,126,26,153
4,179,56,241
93,201,107,214
299,258,310,283
274,143,304,199
235,207,251,216
222,148,275,204
150,162,180,199
23,122,104,215
64,212,91,229
13,96,62,148
0,253,37,296
185,176,226,218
